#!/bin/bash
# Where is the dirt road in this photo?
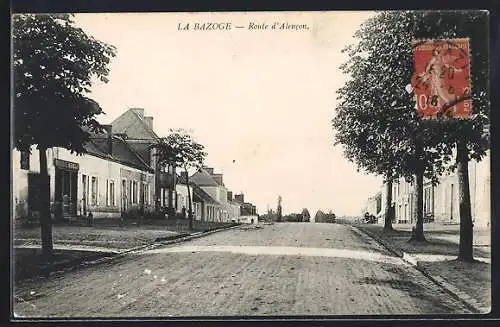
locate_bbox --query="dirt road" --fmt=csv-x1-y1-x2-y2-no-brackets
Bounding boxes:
13,223,471,317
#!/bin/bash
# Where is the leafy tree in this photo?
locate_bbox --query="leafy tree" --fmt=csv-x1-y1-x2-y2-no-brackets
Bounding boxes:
326,211,336,223
13,14,116,257
283,213,300,222
412,11,489,262
153,129,207,230
334,11,488,259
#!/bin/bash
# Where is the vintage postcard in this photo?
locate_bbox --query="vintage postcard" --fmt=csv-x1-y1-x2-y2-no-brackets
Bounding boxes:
11,10,490,319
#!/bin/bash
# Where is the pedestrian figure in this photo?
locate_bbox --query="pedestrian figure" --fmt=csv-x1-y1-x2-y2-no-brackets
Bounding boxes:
86,212,93,227
182,206,186,219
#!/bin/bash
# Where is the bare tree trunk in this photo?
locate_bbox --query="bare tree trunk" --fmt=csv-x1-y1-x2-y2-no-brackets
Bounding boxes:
383,179,393,231
185,167,193,231
457,141,474,262
39,145,53,258
410,170,426,242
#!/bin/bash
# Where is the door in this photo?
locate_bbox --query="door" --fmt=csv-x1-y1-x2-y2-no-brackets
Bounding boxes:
82,175,88,216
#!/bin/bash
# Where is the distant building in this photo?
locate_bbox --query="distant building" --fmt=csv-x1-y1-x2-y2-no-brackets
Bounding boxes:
233,193,258,224
226,191,241,223
191,183,220,221
189,167,228,221
373,150,490,227
364,192,381,217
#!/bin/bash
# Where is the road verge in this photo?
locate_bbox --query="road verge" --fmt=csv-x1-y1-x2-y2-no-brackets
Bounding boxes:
14,223,242,288
348,224,490,314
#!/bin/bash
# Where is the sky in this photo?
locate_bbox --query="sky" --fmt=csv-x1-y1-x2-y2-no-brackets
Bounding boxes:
73,11,383,216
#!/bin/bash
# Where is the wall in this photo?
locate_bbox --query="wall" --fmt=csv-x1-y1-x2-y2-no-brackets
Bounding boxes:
12,148,41,220
433,152,490,227
384,151,490,227
240,215,258,224
200,185,227,221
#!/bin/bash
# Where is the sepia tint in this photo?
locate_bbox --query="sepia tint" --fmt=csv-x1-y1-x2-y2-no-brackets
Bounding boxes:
11,10,490,319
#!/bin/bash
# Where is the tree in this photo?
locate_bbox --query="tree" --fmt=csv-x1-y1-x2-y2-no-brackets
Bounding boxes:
13,14,116,257
153,129,207,230
334,11,489,259
301,208,310,222
276,196,282,222
413,11,489,261
326,210,336,223
333,11,476,242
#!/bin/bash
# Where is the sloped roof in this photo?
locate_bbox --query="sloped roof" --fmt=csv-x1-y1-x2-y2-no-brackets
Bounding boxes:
125,141,152,165
228,200,241,207
85,134,153,173
189,169,220,187
110,109,159,140
192,184,220,205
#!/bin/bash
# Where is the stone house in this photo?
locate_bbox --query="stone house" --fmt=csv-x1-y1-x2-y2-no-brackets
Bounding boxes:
233,193,258,224
12,126,155,221
111,108,176,214
189,167,228,222
192,183,221,221
226,191,241,223
376,151,490,227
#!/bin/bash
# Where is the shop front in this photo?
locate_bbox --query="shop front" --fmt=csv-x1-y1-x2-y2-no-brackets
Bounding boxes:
53,159,79,218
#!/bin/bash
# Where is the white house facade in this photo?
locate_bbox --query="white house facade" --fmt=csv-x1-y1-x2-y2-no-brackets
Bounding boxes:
374,151,490,228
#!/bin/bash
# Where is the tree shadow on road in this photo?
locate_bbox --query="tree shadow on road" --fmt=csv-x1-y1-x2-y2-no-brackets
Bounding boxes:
354,276,465,313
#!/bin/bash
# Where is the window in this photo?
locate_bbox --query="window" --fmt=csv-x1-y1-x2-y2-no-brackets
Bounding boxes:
20,151,30,170
133,181,138,204
129,180,133,204
122,179,127,204
144,183,150,205
91,177,98,206
107,180,115,206
424,187,433,214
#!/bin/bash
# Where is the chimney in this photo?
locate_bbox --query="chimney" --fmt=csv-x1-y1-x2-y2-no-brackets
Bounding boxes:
227,191,233,202
203,167,214,175
234,194,244,203
212,173,223,186
102,124,113,155
144,116,153,130
130,108,145,118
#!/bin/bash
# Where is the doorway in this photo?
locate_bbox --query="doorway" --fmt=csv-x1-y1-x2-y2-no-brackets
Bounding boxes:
82,175,88,216
55,168,78,217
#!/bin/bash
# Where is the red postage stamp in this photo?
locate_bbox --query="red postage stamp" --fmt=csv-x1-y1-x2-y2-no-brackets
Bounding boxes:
411,38,472,120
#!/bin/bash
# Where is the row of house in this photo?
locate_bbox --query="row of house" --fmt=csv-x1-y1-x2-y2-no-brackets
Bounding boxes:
362,151,490,228
12,108,259,224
